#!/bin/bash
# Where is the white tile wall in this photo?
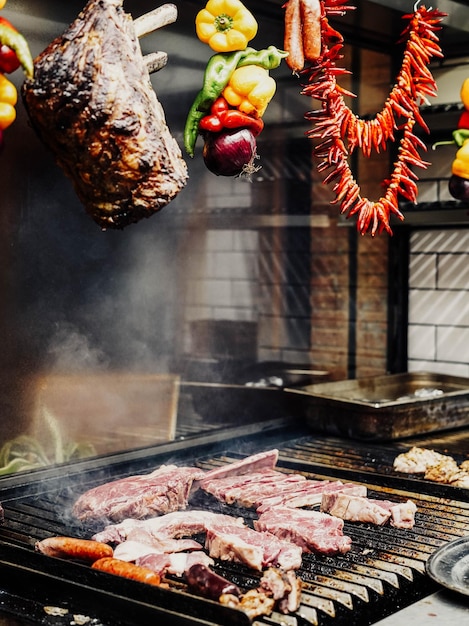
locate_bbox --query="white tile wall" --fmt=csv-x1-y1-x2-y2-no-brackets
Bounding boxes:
408,229,469,377
184,229,259,323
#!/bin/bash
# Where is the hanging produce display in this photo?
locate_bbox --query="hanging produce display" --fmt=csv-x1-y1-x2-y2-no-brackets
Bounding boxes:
0,0,33,152
184,0,287,176
282,0,447,235
440,77,469,202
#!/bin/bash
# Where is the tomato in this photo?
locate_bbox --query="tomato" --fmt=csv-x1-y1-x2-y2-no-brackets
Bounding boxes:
0,101,15,129
0,73,17,106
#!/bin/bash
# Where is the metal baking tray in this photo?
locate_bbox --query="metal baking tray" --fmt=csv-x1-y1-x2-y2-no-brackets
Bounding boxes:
286,372,469,441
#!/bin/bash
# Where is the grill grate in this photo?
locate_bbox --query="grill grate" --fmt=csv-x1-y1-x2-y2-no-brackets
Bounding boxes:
1,426,468,626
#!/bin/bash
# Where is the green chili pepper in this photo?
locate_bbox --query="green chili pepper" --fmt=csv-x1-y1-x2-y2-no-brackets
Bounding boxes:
236,46,288,71
453,128,469,147
184,46,287,156
0,23,34,79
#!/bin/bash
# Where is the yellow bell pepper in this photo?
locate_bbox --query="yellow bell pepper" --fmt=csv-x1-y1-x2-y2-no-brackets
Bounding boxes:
452,139,469,180
461,77,469,109
222,65,276,117
0,72,16,130
196,0,258,53
0,0,6,9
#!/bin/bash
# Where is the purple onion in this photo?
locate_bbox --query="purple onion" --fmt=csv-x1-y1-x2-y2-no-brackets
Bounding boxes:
203,128,258,177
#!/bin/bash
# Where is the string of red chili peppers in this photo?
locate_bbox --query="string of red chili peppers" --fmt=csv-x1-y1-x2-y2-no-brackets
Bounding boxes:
301,1,447,236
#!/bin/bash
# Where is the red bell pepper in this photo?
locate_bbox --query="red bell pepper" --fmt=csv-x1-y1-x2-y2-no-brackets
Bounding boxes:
0,17,20,74
199,96,264,136
458,109,469,130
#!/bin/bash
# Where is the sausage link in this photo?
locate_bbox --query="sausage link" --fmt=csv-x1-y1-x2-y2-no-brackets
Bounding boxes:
92,557,161,586
284,0,304,72
35,536,113,562
186,564,240,601
300,0,322,62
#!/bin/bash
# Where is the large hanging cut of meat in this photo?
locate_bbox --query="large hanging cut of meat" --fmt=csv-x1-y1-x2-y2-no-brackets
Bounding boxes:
22,0,188,230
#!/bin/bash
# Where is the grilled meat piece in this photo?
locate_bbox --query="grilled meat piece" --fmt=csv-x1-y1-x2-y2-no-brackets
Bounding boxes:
197,449,280,483
205,523,303,571
92,510,245,544
73,465,205,523
393,446,452,474
22,0,188,229
199,468,307,508
254,506,352,555
321,492,417,529
138,551,215,577
256,480,367,513
260,568,302,614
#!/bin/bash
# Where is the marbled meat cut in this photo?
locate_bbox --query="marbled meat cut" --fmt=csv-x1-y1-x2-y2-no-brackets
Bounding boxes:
321,492,417,529
199,449,280,483
113,538,203,562
92,510,245,544
21,0,188,230
256,481,367,513
254,507,352,555
137,551,214,577
73,465,205,523
198,469,307,507
205,523,303,571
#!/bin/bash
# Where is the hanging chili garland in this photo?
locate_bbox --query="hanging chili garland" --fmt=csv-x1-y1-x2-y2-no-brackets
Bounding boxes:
285,0,447,235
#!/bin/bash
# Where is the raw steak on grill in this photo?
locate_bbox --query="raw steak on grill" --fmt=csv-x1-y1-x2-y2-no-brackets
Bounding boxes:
255,481,368,513
73,465,205,523
254,507,352,555
112,538,203,561
321,492,417,529
92,510,245,544
137,551,215,577
22,0,188,229
198,469,307,508
198,449,280,484
205,523,303,571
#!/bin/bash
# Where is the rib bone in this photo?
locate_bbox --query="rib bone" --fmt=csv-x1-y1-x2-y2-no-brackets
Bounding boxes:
144,51,168,73
134,3,178,38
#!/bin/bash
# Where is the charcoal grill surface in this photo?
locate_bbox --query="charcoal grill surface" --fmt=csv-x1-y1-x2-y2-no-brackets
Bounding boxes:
0,419,468,626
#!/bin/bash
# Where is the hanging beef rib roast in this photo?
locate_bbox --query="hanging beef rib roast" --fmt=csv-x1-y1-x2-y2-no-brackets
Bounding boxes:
22,0,188,230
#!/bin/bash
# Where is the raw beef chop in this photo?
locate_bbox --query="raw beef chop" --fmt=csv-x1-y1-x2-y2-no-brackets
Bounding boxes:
254,507,353,555
73,465,205,522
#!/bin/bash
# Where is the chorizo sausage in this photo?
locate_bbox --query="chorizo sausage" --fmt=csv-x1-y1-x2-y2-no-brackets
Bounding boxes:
35,536,113,562
284,0,304,72
300,0,322,62
91,557,161,586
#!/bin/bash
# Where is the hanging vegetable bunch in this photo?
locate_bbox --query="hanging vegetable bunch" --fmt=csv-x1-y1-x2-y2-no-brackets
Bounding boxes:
184,0,287,176
445,78,469,202
283,0,447,235
0,0,34,153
